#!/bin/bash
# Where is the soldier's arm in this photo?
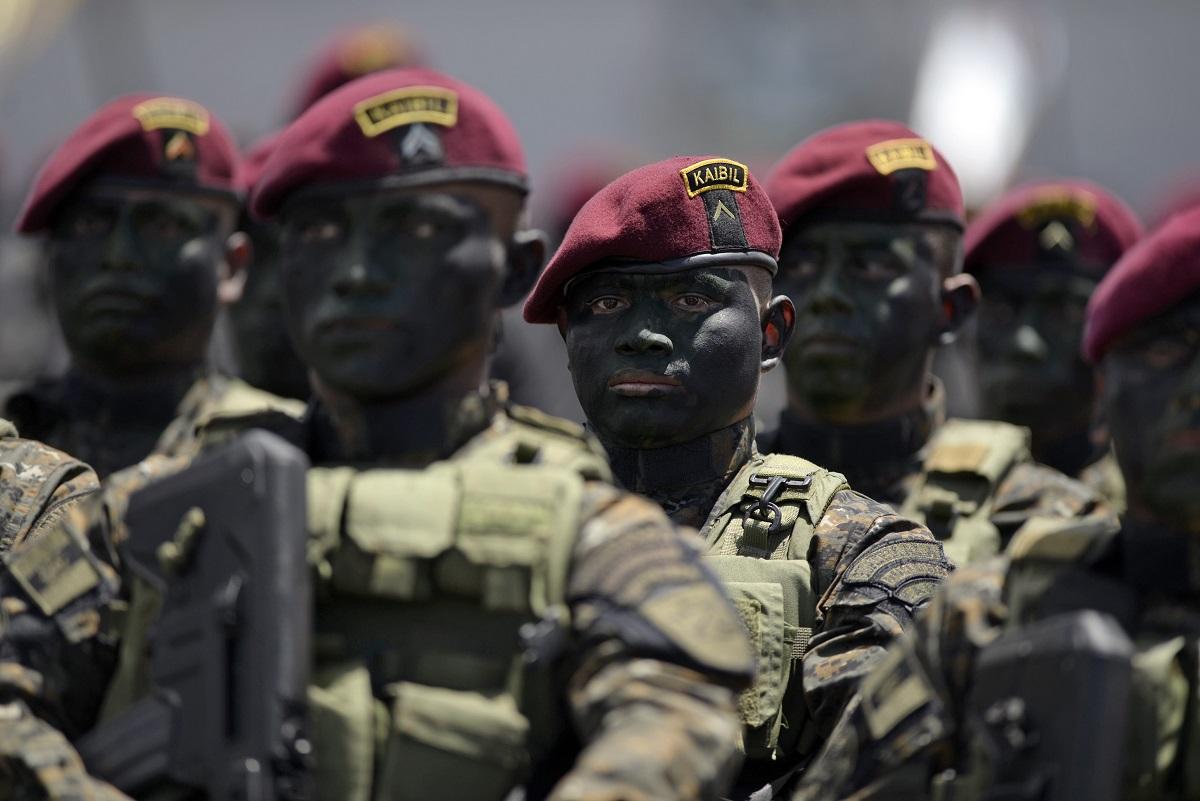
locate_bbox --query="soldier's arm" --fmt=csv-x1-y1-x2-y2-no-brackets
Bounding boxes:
552,484,754,801
803,492,953,737
793,561,1007,801
0,493,128,801
991,462,1113,541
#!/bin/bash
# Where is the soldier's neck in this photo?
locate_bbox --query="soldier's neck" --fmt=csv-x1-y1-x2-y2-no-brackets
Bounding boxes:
64,361,205,422
601,417,755,528
1119,512,1200,597
1031,428,1099,478
774,379,944,502
311,367,495,467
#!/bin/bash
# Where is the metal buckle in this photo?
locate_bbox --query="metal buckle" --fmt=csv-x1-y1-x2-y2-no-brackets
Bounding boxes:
741,473,813,535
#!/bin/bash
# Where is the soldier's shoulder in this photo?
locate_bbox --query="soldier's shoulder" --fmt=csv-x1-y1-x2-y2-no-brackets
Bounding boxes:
0,424,100,551
994,460,1107,519
817,489,952,611
159,377,307,458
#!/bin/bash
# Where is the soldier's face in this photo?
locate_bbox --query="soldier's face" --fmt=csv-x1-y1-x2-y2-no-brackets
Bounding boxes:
975,266,1099,445
47,180,234,374
278,182,519,401
227,218,311,400
1101,294,1200,532
775,222,951,423
561,266,784,448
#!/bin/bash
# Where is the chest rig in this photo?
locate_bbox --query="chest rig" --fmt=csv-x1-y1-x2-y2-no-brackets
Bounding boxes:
900,418,1030,567
698,453,847,762
101,405,610,801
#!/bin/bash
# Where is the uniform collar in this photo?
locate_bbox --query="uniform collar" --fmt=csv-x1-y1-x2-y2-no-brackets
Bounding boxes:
768,378,945,503
601,417,756,528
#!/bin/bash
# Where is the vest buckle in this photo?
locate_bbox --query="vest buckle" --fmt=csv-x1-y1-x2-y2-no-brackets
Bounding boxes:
742,473,812,534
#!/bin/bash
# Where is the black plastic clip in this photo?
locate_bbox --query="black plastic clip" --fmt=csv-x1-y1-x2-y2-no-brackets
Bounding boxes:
741,473,812,535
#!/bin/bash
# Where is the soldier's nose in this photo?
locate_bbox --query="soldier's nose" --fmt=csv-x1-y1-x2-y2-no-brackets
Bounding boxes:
616,328,673,357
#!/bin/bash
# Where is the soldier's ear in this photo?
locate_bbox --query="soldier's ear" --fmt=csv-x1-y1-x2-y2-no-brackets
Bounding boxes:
937,273,980,344
218,231,251,305
761,294,796,372
500,228,547,308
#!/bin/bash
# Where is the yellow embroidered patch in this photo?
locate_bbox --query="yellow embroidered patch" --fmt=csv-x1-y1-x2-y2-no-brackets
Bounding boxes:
131,97,210,136
353,86,459,137
680,158,749,198
1016,188,1098,230
866,138,937,175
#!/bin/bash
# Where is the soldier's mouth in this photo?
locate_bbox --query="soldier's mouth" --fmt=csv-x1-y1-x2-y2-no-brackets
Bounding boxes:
317,316,400,333
607,370,684,398
797,333,863,356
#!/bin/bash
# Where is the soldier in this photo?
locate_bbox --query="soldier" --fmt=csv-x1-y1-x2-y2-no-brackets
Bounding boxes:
792,188,1200,801
964,180,1141,507
760,121,1109,566
4,95,302,478
225,132,310,400
0,69,754,801
523,156,953,797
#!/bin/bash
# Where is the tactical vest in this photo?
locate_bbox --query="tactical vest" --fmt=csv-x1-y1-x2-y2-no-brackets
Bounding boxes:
945,519,1200,801
698,453,848,762
900,418,1031,567
99,405,611,801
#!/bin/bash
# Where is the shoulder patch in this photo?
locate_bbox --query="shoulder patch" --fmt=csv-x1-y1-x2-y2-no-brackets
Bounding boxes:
865,138,937,176
131,97,210,135
4,526,101,616
353,86,458,137
841,538,951,609
859,640,942,742
680,157,749,198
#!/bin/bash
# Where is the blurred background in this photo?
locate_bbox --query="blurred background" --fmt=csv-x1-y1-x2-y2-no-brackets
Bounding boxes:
0,0,1196,419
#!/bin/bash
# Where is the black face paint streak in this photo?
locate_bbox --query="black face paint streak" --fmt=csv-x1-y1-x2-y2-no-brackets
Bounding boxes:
47,180,232,377
1101,295,1200,533
775,221,945,424
975,265,1101,474
562,266,764,449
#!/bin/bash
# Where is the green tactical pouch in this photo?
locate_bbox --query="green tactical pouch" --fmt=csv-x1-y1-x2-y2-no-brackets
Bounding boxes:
309,661,377,801
376,681,530,801
332,468,459,601
1121,635,1189,799
705,554,816,759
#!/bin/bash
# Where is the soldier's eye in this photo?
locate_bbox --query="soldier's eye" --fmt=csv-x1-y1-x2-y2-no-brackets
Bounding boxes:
854,251,903,281
65,208,112,239
141,209,194,241
588,296,628,314
412,221,437,240
780,249,822,281
1143,337,1193,370
298,219,342,245
673,294,714,312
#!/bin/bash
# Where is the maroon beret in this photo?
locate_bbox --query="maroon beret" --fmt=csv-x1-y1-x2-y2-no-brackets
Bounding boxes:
251,68,526,219
965,180,1141,275
289,24,426,119
523,155,780,324
17,94,238,233
766,119,964,233
1083,205,1200,363
237,130,282,195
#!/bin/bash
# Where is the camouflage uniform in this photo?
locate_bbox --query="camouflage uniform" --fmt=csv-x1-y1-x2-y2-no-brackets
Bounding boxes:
1079,448,1127,513
792,515,1200,801
5,372,303,479
0,384,752,801
616,418,954,795
0,418,97,553
760,380,1110,564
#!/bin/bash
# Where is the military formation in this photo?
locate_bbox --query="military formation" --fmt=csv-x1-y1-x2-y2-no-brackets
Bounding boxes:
0,22,1192,801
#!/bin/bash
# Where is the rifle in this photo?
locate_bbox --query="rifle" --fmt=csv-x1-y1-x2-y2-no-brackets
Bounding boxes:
76,430,312,801
938,610,1133,801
